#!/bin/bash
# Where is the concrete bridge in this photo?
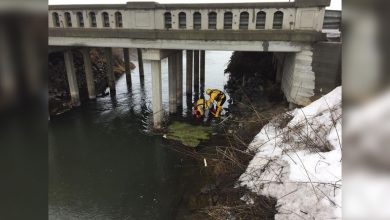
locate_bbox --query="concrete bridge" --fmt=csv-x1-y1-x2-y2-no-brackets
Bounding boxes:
48,0,339,128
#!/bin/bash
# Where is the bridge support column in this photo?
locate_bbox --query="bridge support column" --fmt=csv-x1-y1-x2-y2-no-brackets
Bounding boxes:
168,54,177,114
81,48,96,99
186,50,193,97
64,50,80,106
193,50,200,99
281,46,315,106
123,48,131,86
104,48,116,95
200,50,205,96
176,50,183,109
273,53,285,83
137,48,145,80
151,60,163,128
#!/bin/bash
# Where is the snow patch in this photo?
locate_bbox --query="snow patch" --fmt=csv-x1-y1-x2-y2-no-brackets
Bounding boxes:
239,87,342,220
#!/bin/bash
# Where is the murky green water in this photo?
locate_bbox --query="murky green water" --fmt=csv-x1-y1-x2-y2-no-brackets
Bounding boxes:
49,51,232,220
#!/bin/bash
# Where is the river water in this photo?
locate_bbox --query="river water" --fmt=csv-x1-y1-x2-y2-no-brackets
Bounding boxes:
49,51,232,220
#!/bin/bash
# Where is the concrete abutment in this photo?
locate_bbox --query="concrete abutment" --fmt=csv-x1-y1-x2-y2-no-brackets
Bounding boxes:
279,42,341,106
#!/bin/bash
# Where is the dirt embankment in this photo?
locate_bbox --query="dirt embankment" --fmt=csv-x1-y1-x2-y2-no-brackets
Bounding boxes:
48,48,135,116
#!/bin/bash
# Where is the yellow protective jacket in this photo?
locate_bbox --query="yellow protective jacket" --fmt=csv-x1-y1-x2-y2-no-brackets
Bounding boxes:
206,89,225,107
194,98,207,116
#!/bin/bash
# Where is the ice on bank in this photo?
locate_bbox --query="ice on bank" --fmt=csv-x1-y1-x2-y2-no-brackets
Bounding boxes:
239,87,342,220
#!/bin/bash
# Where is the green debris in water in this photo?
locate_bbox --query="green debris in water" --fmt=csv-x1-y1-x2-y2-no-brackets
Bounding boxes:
167,122,212,148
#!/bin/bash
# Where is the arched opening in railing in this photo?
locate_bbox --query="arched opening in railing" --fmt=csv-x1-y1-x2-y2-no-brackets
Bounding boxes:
273,11,283,29
64,12,72,27
224,12,233,29
52,12,60,27
76,12,84,27
193,12,201,30
256,11,266,29
178,12,186,29
239,11,249,29
115,12,122,27
164,12,172,29
89,12,97,27
102,12,110,27
208,12,217,29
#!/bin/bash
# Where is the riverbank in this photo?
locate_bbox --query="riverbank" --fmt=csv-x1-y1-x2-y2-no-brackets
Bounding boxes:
171,86,341,220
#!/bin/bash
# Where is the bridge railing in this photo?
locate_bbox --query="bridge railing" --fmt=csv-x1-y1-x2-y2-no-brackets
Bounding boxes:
49,1,330,32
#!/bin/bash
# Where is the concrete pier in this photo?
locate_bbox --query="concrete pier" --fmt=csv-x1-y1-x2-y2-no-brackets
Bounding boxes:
151,60,162,128
186,50,193,96
104,47,116,95
200,50,205,96
168,54,177,113
193,50,200,97
81,48,96,99
123,48,131,86
176,50,183,109
64,50,80,106
137,48,144,79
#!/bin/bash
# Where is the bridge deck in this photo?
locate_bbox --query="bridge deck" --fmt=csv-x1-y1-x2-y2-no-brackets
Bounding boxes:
49,28,326,42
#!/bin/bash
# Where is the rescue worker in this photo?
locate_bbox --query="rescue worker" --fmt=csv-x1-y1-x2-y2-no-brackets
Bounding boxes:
205,89,226,118
193,98,208,119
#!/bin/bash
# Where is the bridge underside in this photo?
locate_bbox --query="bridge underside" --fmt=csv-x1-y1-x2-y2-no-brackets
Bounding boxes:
49,29,325,52
48,28,333,127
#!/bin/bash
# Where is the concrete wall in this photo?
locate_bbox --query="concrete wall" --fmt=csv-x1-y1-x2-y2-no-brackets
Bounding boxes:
312,42,341,96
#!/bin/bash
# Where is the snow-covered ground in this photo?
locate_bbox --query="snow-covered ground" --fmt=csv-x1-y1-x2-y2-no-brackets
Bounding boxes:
239,87,342,219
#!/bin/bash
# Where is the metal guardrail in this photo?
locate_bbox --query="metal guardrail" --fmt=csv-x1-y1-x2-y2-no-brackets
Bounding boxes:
323,10,341,30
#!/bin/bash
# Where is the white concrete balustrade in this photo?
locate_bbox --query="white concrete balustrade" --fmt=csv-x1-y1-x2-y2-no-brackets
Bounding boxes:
48,1,326,31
